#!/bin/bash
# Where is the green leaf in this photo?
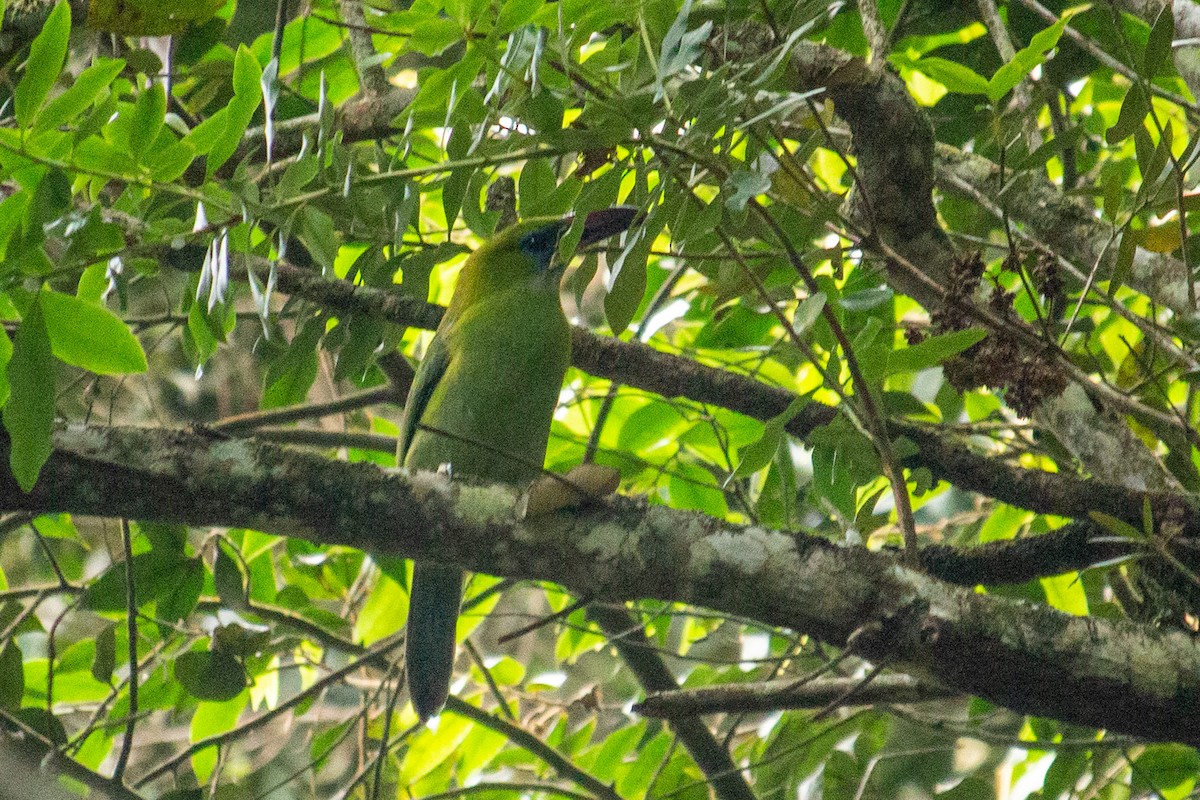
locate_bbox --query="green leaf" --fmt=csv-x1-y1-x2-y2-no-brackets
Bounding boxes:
1107,83,1149,145
497,0,543,32
16,707,67,745
442,166,473,228
987,12,1072,103
158,558,205,625
175,650,247,701
1018,126,1085,171
4,293,54,492
14,1,70,128
408,16,461,56
1131,745,1200,798
604,229,649,336
190,694,248,784
207,46,263,175
446,0,487,27
886,328,987,376
127,82,167,165
91,623,116,684
262,317,322,408
398,710,472,782
147,139,197,183
354,568,408,645
36,58,125,133
82,552,193,611
1144,6,1175,80
1040,571,1088,616
0,327,13,409
657,0,711,95
724,169,771,212
0,642,23,709
214,541,247,608
730,397,808,482
39,291,148,375
910,57,988,95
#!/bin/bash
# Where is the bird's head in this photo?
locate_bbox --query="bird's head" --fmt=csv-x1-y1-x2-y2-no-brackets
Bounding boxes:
451,206,639,307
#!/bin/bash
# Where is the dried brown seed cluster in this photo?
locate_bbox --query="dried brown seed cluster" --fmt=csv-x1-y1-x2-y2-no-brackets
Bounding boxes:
932,252,1067,417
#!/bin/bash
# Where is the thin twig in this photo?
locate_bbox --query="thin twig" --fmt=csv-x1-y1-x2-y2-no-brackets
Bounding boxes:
112,519,139,783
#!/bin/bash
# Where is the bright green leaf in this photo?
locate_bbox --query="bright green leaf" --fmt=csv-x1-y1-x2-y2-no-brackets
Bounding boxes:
730,397,808,482
14,2,70,128
39,291,147,375
36,58,125,133
987,12,1073,103
886,328,987,376
911,57,989,95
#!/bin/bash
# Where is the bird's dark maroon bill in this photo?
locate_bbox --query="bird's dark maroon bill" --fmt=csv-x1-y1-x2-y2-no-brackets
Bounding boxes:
577,206,640,247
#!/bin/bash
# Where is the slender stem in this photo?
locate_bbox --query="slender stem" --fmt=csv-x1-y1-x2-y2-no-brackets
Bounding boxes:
212,386,396,434
444,697,624,800
113,519,138,783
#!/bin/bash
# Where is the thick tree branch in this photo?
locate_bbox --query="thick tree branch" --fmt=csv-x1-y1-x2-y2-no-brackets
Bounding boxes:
8,425,1200,745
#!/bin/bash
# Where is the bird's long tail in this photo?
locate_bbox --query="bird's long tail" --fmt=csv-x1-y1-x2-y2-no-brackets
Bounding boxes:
404,563,464,721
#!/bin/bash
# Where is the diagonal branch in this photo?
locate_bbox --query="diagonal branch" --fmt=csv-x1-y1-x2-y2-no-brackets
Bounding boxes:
259,258,1200,537
587,604,757,800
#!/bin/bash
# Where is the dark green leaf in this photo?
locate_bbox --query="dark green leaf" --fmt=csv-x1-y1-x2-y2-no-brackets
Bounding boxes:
1107,83,1148,145
91,623,116,684
174,650,247,701
4,293,54,492
82,552,193,612
214,541,247,608
1143,7,1175,80
0,643,23,709
262,317,323,408
604,228,649,336
15,707,67,744
158,558,205,626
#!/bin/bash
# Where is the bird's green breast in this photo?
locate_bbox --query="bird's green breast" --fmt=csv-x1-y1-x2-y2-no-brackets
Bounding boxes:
404,282,571,484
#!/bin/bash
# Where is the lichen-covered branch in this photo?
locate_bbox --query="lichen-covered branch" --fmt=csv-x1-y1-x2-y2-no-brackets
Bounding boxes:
7,425,1200,744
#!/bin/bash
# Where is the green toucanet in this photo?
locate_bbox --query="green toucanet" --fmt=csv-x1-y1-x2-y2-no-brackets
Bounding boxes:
398,207,637,721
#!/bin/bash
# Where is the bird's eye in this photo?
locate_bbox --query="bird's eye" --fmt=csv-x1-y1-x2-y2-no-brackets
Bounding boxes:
519,227,561,265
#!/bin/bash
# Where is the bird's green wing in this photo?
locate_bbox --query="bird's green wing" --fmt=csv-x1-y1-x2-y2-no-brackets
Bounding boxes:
396,331,451,465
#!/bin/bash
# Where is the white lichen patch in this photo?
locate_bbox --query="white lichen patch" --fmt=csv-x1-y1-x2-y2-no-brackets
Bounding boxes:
407,469,454,502
206,439,261,477
1126,635,1181,698
579,523,631,563
452,483,519,526
689,526,799,578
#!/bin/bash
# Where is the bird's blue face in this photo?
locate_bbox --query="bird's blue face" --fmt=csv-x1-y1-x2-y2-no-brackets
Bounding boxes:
518,222,566,272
